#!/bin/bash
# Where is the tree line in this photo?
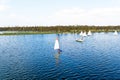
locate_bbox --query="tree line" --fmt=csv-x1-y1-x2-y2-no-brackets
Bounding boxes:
0,25,120,33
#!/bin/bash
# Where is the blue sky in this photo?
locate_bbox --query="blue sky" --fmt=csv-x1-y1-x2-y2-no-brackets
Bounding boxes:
0,0,120,27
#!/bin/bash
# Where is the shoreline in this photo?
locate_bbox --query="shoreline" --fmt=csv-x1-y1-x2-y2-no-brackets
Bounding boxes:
0,31,55,35
0,31,119,35
0,26,120,35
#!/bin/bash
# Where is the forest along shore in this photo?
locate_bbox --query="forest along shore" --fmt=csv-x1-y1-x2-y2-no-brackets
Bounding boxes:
0,25,120,35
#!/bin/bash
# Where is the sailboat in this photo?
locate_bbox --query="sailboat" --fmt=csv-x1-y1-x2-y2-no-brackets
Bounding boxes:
83,32,87,37
54,38,61,52
76,37,83,42
80,31,83,36
87,30,92,36
76,32,84,42
114,30,118,35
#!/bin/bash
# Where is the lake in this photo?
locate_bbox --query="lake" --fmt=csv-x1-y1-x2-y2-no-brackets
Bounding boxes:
0,32,120,80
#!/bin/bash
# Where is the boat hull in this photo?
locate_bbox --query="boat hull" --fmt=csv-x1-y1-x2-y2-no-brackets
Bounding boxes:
76,39,83,42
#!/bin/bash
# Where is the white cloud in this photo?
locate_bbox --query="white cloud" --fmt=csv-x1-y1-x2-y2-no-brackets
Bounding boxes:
0,0,10,11
1,7,120,26
4,13,41,26
46,7,120,26
0,0,11,4
0,5,9,11
9,14,30,22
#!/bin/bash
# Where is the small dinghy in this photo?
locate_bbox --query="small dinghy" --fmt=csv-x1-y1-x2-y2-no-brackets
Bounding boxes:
76,35,84,42
83,32,87,37
114,30,118,35
76,38,83,42
80,31,83,36
87,30,92,36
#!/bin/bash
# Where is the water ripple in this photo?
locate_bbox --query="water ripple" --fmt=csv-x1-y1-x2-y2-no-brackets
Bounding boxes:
0,33,120,79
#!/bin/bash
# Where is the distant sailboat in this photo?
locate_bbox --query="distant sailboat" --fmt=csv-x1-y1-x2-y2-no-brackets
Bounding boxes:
83,32,87,37
114,30,118,35
76,32,84,42
76,37,83,42
87,30,92,36
80,31,83,36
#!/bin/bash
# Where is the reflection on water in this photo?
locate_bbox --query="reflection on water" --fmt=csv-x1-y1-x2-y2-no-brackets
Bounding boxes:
0,33,120,79
54,52,61,65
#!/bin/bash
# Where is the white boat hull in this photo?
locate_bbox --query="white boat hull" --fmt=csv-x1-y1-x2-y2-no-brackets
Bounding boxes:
76,39,83,42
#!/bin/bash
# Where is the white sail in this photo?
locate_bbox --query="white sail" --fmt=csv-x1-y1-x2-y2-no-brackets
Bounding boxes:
80,31,83,36
54,38,60,50
114,31,118,35
88,31,92,36
83,32,87,37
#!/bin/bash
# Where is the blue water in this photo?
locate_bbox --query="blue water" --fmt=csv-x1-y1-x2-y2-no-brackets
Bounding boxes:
0,33,120,80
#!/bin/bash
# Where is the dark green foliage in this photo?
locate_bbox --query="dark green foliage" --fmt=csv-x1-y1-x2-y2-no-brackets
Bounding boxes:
0,25,120,33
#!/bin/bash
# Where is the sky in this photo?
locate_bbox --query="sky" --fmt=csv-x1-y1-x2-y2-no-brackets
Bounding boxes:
0,0,120,27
